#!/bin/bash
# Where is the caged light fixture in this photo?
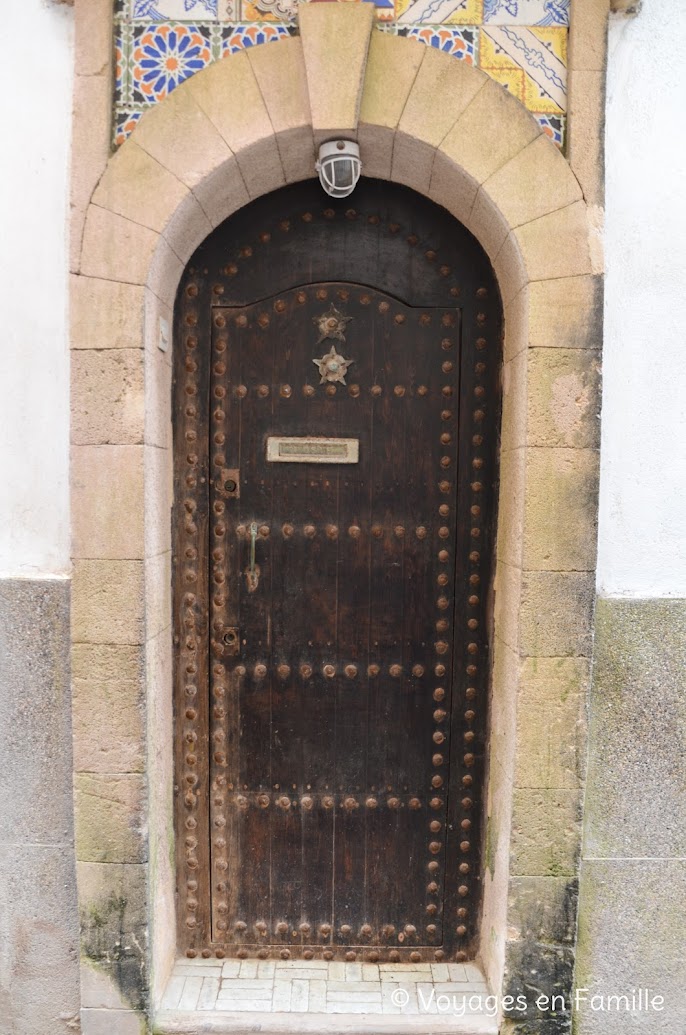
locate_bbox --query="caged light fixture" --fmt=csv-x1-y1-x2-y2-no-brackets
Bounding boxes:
315,140,362,199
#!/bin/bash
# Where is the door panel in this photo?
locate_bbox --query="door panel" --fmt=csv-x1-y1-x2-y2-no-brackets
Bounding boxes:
172,180,501,964
209,284,457,954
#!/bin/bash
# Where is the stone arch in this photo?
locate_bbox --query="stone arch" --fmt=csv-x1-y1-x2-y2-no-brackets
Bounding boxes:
72,8,600,1019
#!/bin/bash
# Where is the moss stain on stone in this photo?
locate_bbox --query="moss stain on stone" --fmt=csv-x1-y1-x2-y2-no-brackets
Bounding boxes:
81,891,148,1013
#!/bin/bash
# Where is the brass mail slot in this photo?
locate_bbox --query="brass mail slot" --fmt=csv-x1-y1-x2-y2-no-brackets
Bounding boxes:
266,436,359,464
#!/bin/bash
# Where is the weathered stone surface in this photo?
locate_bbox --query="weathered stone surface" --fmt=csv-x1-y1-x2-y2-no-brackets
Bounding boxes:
92,141,189,235
75,774,147,863
528,276,603,351
132,81,232,191
511,789,582,877
72,445,145,559
520,572,595,658
575,859,686,1035
299,2,374,136
71,349,144,446
514,202,593,283
523,448,599,571
71,276,145,351
187,51,285,199
527,349,601,449
482,134,582,230
248,37,314,184
78,861,148,1014
0,579,74,844
515,657,590,790
0,845,81,1035
584,598,686,859
80,205,159,285
72,644,145,774
81,1008,145,1034
72,559,145,645
496,447,525,569
504,878,578,1030
0,578,80,1034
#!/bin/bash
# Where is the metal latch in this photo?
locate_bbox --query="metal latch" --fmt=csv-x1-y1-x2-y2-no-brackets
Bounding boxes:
245,521,260,592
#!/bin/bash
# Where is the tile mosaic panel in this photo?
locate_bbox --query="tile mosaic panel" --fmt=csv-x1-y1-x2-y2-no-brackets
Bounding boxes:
112,0,569,147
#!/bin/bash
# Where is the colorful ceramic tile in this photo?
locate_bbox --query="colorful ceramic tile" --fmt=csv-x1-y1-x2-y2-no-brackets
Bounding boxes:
396,0,481,26
132,23,213,103
115,109,144,146
130,0,219,18
480,24,565,111
401,25,478,61
306,0,395,20
221,23,291,54
218,0,240,16
483,0,568,25
535,111,564,147
114,33,126,105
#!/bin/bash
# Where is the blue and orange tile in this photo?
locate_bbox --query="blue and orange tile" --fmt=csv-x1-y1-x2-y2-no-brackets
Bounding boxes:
400,25,478,62
131,23,213,104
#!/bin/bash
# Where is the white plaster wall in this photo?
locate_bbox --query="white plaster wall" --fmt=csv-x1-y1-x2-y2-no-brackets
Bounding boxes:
597,0,686,597
0,0,73,578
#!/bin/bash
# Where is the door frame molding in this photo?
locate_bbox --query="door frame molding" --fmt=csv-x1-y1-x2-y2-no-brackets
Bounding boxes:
71,9,603,1023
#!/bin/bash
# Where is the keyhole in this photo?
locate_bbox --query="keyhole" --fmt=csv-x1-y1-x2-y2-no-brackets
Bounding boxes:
223,630,237,646
225,479,237,493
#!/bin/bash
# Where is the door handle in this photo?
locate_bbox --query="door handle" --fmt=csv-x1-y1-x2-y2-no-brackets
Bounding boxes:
245,521,260,592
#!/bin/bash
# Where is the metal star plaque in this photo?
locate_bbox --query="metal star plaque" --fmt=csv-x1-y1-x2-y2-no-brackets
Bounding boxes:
313,304,353,344
313,344,354,385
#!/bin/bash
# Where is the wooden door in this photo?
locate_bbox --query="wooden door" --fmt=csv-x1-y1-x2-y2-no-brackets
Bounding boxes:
173,181,501,964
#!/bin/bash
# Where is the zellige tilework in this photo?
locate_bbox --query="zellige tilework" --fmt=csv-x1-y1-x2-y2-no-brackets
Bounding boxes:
112,0,568,148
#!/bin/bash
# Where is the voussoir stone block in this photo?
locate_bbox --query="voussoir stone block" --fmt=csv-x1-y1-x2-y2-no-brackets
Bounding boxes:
514,201,594,283
481,133,583,230
440,77,542,189
523,447,599,571
131,80,232,191
92,141,189,236
358,33,424,180
529,275,603,350
299,2,374,136
187,53,285,199
80,205,160,285
395,50,486,195
248,37,314,184
75,773,147,864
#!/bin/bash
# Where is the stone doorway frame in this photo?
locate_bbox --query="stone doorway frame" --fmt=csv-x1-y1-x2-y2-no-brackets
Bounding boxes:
70,2,606,1028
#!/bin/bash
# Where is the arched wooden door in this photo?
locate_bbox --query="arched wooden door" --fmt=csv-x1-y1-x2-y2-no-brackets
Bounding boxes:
173,180,501,964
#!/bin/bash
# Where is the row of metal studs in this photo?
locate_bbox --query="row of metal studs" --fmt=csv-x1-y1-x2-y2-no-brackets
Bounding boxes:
225,662,443,680
451,285,492,960
181,284,203,949
210,309,231,939
232,523,443,539
213,210,462,306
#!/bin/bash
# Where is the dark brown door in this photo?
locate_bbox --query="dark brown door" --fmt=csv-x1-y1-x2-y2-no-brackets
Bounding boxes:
173,181,500,964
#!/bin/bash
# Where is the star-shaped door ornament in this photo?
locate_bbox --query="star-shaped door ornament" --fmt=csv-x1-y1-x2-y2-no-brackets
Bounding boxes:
313,304,353,344
313,344,354,385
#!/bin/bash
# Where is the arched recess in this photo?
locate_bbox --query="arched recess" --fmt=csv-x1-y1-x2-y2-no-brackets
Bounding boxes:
71,13,600,1022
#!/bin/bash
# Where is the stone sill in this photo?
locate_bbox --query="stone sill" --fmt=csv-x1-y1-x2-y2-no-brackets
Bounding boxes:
154,1010,499,1034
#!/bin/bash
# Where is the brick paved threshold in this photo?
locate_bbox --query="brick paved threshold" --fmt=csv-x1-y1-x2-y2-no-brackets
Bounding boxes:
154,960,499,1034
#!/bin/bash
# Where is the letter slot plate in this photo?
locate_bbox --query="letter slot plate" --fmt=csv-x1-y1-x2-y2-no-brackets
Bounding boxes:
266,436,359,464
